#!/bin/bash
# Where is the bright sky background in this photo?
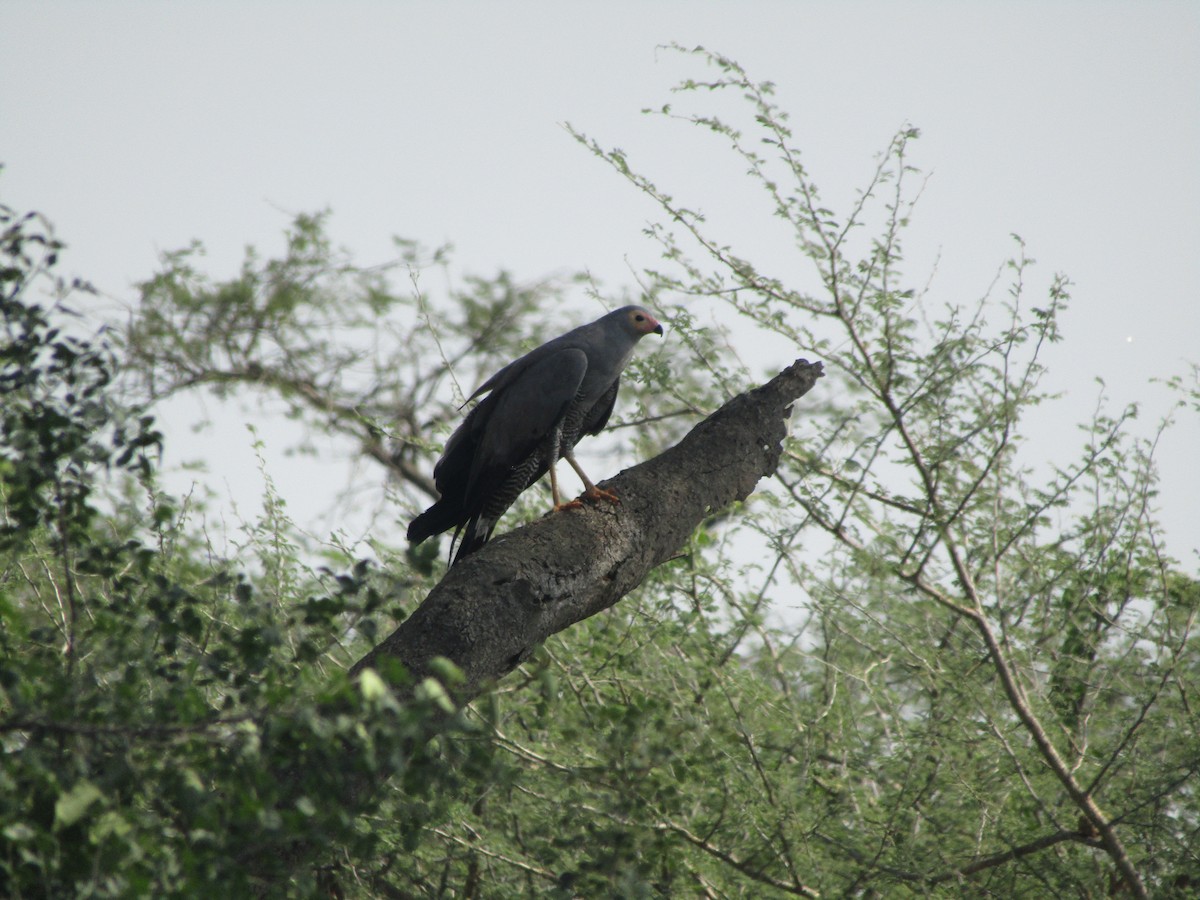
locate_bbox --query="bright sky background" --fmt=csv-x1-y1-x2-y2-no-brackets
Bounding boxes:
3,2,1198,565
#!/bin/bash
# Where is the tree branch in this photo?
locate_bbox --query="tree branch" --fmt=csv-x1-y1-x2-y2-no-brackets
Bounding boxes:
351,358,824,700
253,360,822,888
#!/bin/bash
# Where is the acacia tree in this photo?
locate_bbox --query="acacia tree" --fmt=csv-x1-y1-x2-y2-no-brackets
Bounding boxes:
4,47,1199,897
562,46,1198,896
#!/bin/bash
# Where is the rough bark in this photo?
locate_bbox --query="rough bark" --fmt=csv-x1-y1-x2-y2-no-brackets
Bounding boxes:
350,358,824,700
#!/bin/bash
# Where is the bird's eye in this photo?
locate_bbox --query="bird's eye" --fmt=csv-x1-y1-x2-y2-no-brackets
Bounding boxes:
634,314,645,321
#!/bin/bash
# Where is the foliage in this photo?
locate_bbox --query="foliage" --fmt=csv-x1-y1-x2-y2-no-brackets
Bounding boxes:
561,45,1199,896
0,203,476,897
3,45,1199,898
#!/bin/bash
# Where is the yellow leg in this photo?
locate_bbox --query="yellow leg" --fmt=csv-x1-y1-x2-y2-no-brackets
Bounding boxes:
566,454,619,504
549,461,563,509
549,462,584,512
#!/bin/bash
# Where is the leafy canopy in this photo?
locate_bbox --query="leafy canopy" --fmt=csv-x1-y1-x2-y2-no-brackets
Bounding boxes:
3,46,1198,897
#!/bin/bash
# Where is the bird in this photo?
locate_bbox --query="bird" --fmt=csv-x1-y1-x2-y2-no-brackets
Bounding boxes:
407,305,664,565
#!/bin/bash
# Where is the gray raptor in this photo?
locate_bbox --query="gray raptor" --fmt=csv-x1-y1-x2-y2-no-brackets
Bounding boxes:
407,305,663,565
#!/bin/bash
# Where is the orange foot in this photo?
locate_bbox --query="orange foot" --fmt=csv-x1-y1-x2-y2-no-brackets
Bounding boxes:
582,486,620,505
551,487,620,513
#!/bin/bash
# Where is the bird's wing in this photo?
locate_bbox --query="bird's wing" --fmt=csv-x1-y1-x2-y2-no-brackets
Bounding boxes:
464,332,572,403
463,347,589,501
581,376,620,437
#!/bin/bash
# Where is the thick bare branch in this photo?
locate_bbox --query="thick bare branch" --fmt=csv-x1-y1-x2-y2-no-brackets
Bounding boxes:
351,359,824,698
252,359,822,885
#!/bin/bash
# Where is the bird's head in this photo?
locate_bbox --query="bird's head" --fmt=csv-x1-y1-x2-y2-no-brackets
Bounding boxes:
620,305,665,338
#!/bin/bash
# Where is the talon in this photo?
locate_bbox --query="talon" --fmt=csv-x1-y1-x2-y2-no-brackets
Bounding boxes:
583,486,620,505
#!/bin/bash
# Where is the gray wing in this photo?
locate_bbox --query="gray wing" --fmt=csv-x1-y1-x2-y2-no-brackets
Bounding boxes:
408,345,588,551
464,348,588,500
581,376,620,438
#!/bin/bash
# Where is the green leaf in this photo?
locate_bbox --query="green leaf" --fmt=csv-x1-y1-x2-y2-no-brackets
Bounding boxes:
415,677,457,714
92,811,132,840
359,667,388,701
2,823,36,842
427,656,465,687
54,780,103,828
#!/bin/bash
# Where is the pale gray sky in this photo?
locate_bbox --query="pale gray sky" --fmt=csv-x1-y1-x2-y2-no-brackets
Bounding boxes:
3,2,1198,562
